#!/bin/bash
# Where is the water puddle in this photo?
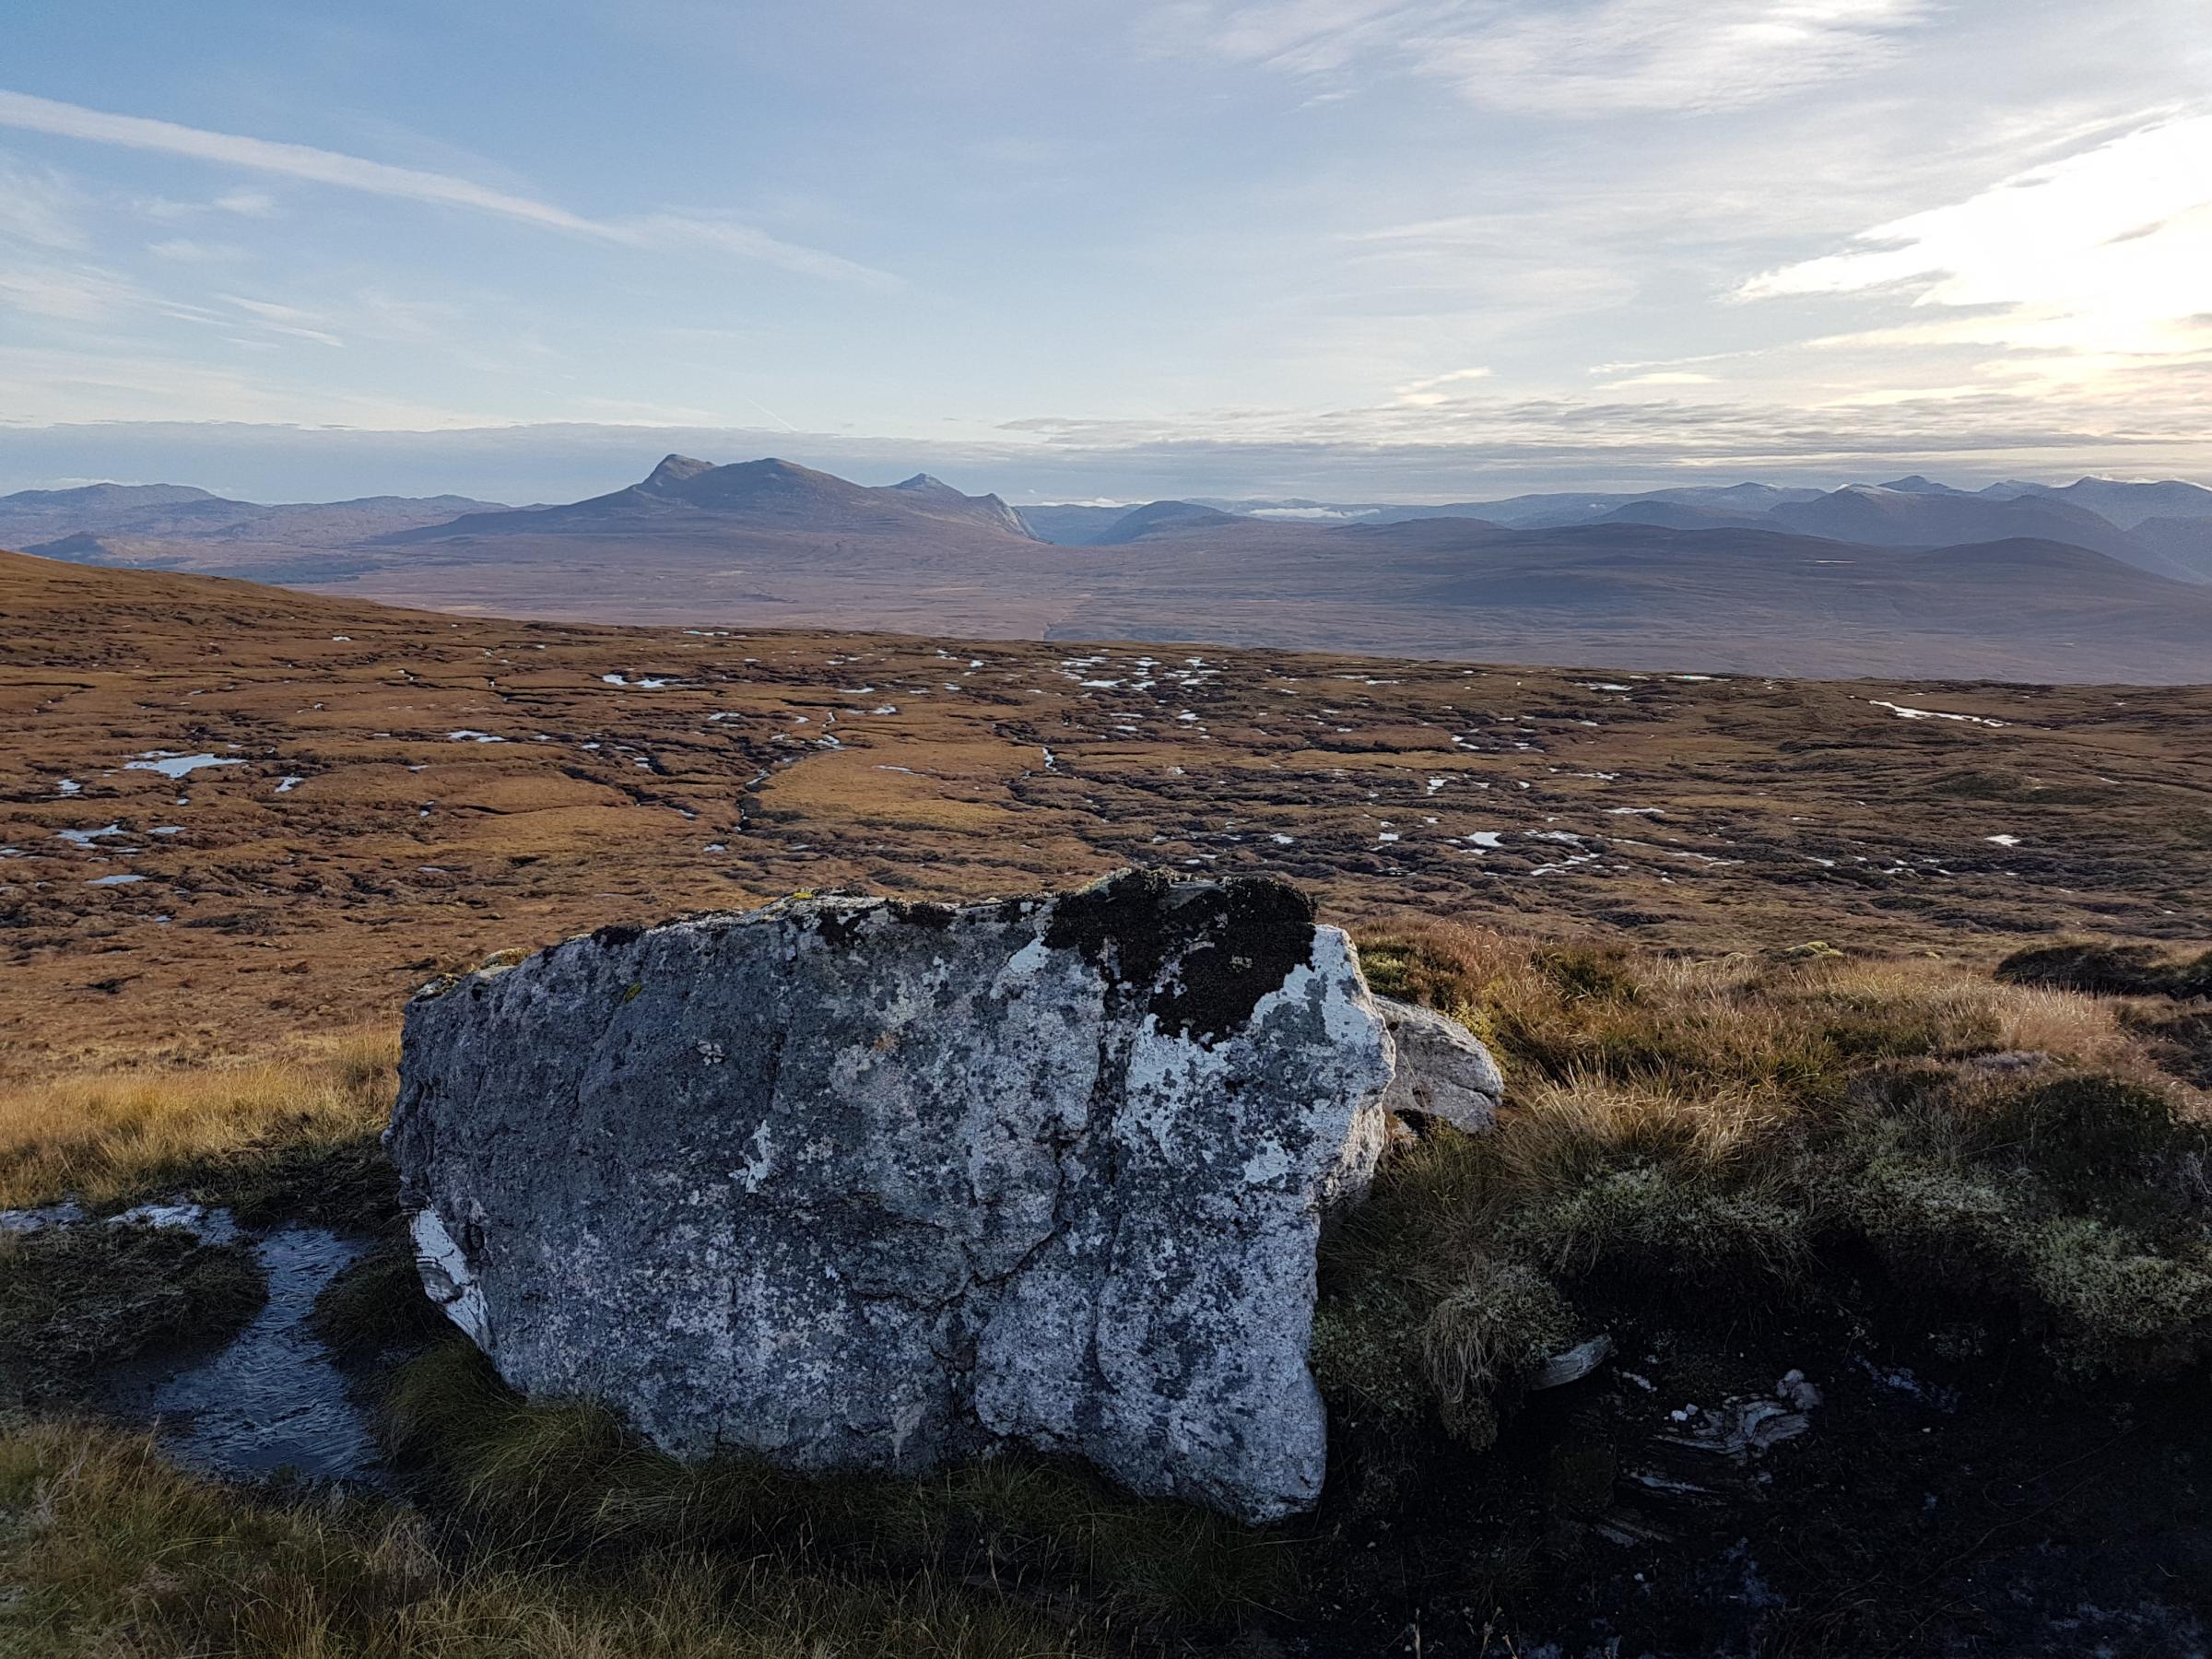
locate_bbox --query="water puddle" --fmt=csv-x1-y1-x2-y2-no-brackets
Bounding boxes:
97,1217,387,1486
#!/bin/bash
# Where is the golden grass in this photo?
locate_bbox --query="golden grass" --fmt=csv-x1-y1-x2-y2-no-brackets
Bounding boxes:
1326,924,2212,1441
0,1027,397,1211
0,1420,1111,1659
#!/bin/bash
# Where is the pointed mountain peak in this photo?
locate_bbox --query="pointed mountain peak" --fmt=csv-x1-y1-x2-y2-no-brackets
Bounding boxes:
891,473,965,496
641,453,715,491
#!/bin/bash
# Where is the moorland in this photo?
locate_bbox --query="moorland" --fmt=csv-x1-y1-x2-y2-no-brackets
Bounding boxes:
3,544,2210,1656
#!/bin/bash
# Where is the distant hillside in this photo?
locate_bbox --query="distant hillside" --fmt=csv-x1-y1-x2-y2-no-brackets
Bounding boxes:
0,479,510,576
382,455,1041,547
1088,500,1246,544
11,463,2211,680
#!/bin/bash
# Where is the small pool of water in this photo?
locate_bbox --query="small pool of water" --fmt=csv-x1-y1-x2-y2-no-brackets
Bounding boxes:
102,1221,387,1487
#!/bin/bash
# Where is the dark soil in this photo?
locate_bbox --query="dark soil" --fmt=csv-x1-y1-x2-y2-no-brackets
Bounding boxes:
1288,1275,2212,1658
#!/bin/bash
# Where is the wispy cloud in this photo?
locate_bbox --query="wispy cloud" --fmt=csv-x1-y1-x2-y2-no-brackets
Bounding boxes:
0,153,88,250
0,89,898,288
214,187,277,218
1160,0,1931,114
0,259,146,322
220,294,346,347
147,237,244,263
1741,114,2212,362
1394,365,1490,404
1420,0,1932,116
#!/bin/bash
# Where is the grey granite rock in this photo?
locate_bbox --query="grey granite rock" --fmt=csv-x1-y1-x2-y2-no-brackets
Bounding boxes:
1374,994,1504,1133
385,871,1394,1521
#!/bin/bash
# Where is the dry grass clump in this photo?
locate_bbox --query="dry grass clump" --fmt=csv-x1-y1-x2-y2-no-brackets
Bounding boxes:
1325,925,2212,1448
0,1027,397,1212
0,1420,1108,1659
1360,921,2179,1109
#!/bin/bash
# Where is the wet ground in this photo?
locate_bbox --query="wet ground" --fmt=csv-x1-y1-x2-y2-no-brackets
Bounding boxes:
1,1201,383,1487
101,1221,382,1485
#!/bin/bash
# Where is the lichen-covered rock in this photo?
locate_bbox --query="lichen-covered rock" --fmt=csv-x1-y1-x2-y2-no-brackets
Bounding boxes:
1374,995,1504,1133
385,871,1394,1522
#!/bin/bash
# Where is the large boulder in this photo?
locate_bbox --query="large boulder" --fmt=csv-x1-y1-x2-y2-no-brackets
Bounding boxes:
386,871,1397,1522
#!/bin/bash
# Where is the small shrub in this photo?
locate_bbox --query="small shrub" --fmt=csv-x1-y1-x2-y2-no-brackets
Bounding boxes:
1977,1076,2204,1196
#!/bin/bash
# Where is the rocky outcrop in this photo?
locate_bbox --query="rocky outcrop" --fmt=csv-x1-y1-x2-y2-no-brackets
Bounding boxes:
386,872,1401,1522
1374,995,1504,1134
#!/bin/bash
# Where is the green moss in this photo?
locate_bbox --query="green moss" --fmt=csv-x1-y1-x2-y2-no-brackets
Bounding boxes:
1310,1286,1431,1428
2015,1218,2212,1378
1512,1163,1810,1287
1353,934,1479,1014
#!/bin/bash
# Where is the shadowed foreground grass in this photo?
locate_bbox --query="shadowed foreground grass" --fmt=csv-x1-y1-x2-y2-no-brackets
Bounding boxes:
6,925,2210,1653
0,1029,397,1217
1329,924,2212,1449
375,1339,1292,1632
0,1421,1122,1659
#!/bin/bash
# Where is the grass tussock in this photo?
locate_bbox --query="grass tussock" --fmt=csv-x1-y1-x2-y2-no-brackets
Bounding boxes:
0,1224,265,1406
375,1340,1291,1631
1329,924,2212,1448
1996,939,2212,1000
0,1027,398,1216
0,1419,1113,1659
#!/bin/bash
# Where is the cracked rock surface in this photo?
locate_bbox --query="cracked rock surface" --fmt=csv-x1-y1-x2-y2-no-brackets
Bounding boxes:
386,870,1395,1521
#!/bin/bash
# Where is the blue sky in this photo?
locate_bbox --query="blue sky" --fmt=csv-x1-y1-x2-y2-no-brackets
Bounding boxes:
2,0,2207,503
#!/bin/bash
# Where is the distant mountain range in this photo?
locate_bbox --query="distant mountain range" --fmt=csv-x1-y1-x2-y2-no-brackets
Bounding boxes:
1033,475,2212,583
0,480,511,585
5,458,2210,681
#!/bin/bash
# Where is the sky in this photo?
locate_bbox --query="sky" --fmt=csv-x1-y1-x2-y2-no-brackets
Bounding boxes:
1,0,2208,504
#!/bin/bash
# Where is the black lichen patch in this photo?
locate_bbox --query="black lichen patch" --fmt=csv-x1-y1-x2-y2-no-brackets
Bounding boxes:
1046,869,1318,1043
1154,880,1319,1044
1044,867,1182,987
809,906,874,949
891,901,958,932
